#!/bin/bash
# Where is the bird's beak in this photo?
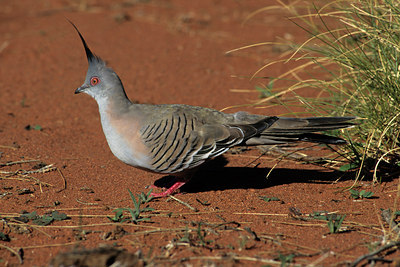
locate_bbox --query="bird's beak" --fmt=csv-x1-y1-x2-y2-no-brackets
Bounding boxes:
75,85,89,94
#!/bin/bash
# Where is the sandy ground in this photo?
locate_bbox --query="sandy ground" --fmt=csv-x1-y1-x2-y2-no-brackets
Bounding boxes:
1,0,399,266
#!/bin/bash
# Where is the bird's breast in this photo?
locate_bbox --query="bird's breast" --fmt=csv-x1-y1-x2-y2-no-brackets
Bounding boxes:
98,107,152,170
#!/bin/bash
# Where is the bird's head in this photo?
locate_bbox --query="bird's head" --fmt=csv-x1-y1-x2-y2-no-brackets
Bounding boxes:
71,22,126,102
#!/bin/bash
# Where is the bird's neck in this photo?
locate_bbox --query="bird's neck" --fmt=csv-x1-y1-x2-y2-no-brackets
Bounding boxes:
97,92,131,117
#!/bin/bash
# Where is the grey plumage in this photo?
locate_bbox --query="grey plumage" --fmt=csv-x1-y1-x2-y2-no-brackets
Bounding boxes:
71,22,357,197
139,107,279,174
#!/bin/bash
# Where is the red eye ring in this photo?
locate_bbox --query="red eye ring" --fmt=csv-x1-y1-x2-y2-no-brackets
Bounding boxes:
90,77,100,86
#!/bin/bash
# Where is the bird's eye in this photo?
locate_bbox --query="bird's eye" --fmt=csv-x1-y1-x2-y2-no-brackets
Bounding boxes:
90,77,100,86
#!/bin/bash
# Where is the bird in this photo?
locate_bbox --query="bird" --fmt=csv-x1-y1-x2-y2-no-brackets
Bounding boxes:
71,23,356,198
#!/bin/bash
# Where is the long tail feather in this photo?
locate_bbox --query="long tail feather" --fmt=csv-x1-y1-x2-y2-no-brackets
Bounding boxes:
245,116,356,145
265,117,356,134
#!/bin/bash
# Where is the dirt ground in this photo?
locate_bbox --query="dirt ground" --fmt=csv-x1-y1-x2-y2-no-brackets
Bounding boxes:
1,0,400,266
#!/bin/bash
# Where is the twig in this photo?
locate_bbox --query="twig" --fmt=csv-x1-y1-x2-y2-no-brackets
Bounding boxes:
130,227,191,236
381,209,400,234
2,213,110,219
6,221,160,229
42,207,105,211
178,255,280,265
0,144,17,150
168,196,198,212
76,199,99,206
0,243,23,264
273,221,326,227
259,235,321,253
0,163,56,192
308,251,333,265
0,159,40,167
56,168,67,192
350,241,400,267
1,174,53,188
21,241,81,250
233,212,287,216
26,164,56,174
8,219,53,238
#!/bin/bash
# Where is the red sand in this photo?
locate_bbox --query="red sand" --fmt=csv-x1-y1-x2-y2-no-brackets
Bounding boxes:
1,1,399,266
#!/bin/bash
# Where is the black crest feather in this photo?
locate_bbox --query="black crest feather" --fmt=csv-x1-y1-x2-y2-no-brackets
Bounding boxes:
68,20,101,63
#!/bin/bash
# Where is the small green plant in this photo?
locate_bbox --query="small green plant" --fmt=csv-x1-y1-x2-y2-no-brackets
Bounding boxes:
178,226,191,243
255,80,274,98
108,189,154,224
195,222,209,246
24,124,42,131
14,211,69,226
349,189,374,199
137,189,153,204
259,195,280,202
339,162,360,172
277,253,295,267
227,244,235,250
175,222,215,248
107,208,128,223
0,232,10,242
310,211,330,220
327,215,346,234
196,198,211,206
238,235,249,251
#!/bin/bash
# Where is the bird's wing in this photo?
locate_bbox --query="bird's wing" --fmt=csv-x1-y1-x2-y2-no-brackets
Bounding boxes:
140,110,277,173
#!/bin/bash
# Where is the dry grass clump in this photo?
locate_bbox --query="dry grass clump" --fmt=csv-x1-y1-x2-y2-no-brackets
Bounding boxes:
231,0,400,181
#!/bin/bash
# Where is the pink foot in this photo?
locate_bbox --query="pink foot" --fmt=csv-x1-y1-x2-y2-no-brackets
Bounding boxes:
150,181,186,198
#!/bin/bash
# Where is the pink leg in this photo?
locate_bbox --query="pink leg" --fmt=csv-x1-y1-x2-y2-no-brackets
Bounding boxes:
150,181,186,198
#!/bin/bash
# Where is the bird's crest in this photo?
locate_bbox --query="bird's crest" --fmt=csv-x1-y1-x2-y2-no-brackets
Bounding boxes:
68,20,103,65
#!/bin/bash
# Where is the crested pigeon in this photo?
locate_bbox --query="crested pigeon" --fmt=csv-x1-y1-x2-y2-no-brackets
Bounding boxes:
72,23,356,197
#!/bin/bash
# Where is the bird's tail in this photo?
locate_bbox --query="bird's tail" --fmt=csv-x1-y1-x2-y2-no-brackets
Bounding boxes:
245,116,357,145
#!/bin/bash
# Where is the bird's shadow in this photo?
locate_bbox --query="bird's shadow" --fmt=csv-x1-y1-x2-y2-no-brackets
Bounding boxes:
153,156,356,194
